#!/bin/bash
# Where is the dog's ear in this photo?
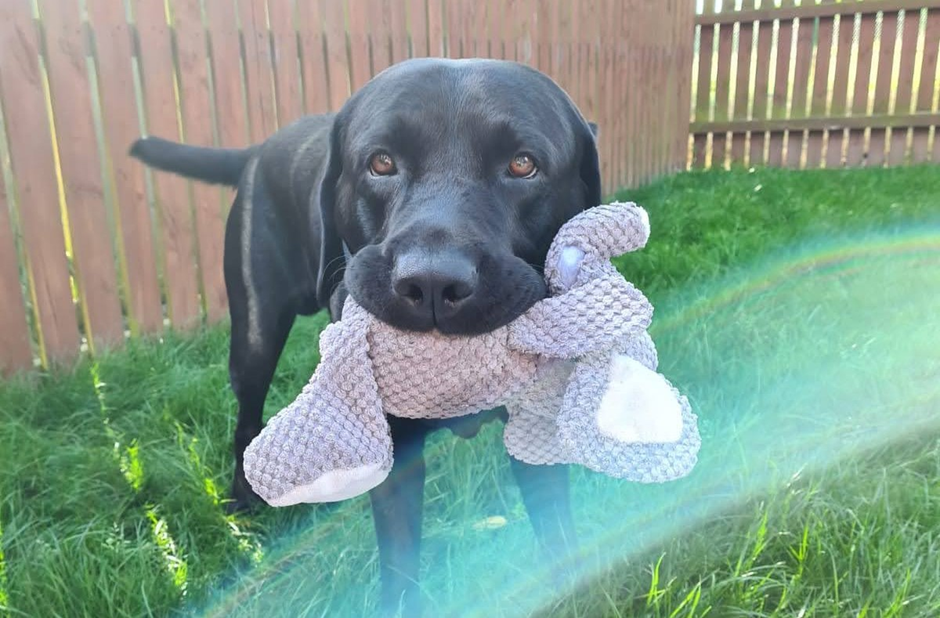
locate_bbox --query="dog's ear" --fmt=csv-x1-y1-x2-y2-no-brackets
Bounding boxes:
580,119,602,208
316,118,347,310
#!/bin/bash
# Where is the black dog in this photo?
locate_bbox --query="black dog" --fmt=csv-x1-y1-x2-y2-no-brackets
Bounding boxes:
131,58,601,615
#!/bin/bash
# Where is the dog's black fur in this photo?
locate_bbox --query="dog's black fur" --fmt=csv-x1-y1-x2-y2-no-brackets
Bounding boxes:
131,58,601,615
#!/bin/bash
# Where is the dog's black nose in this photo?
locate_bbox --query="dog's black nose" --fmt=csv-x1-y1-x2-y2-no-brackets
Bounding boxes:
392,251,477,324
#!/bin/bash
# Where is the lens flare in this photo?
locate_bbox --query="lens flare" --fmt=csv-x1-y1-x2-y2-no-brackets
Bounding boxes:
197,224,940,617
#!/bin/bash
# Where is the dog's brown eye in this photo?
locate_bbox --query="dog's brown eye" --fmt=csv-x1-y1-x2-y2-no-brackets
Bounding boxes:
508,153,537,178
369,152,396,176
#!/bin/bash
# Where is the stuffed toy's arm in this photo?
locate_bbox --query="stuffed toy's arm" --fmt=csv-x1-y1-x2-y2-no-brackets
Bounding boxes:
507,274,653,358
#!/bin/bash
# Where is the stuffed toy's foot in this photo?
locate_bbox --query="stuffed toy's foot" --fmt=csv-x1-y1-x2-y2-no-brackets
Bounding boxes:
268,461,390,506
596,355,683,444
558,354,701,483
243,379,394,506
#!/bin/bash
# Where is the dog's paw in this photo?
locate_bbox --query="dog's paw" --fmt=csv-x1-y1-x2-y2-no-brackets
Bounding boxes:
226,475,264,514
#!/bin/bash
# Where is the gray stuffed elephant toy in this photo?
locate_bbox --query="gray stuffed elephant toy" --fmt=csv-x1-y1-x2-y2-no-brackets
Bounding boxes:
244,202,700,506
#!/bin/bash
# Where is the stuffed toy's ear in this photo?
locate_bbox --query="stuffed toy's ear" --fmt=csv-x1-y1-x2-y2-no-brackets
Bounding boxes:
548,202,650,263
543,202,651,294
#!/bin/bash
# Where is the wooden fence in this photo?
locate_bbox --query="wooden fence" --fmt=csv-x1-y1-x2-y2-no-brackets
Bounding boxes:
0,0,694,375
691,0,940,169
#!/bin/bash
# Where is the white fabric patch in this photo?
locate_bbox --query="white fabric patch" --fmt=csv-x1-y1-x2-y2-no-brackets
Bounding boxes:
269,463,389,506
596,354,682,443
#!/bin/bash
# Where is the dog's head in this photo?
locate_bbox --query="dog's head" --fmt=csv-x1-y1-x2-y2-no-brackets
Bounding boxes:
317,58,601,335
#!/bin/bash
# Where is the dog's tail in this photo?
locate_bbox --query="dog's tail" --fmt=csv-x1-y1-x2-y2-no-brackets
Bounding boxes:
129,136,257,186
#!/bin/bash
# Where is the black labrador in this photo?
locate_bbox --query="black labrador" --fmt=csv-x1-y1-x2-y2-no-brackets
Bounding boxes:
131,58,601,615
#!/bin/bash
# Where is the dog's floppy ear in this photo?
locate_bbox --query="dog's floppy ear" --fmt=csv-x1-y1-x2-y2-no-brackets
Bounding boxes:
316,118,347,310
580,119,602,208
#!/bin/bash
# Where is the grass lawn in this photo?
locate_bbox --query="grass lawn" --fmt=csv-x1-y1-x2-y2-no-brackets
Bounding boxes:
1,165,939,617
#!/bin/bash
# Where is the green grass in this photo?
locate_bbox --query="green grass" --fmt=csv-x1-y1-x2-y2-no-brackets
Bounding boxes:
2,165,939,617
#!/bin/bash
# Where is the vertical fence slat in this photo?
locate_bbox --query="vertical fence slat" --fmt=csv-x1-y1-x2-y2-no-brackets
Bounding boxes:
268,0,303,127
617,0,630,188
598,0,611,193
654,25,668,179
786,12,814,168
598,0,613,194
428,0,445,57
869,11,899,167
0,164,33,374
620,0,642,186
172,0,228,324
847,13,876,167
677,0,694,172
517,0,535,65
136,0,201,328
323,0,349,111
662,0,676,176
827,13,855,168
389,0,409,63
552,0,568,96
614,0,628,189
913,10,940,163
768,13,793,167
88,0,163,334
485,0,502,58
475,0,490,57
750,18,773,166
205,0,251,146
537,0,552,74
584,0,598,128
347,0,370,91
446,0,462,57
582,1,595,118
461,0,475,59
637,7,650,183
41,0,124,350
0,0,82,363
566,0,580,105
297,0,331,114
693,21,713,168
372,0,394,74
806,16,834,168
732,9,754,165
240,0,277,138
889,10,919,165
408,0,429,58
712,13,733,170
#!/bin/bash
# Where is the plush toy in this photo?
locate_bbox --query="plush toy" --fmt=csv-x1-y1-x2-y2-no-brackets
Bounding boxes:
244,202,700,507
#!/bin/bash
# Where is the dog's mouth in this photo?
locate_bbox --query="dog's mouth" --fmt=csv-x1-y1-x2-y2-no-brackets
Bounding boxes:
344,245,547,336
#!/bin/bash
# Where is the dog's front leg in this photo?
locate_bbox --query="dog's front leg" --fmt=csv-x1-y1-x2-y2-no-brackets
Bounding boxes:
510,459,578,572
369,415,428,617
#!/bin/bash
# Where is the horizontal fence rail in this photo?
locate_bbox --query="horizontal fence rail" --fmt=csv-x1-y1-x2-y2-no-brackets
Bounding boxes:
0,0,694,375
691,0,940,170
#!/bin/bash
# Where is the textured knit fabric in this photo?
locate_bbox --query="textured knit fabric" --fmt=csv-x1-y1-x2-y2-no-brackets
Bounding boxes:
243,202,701,506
